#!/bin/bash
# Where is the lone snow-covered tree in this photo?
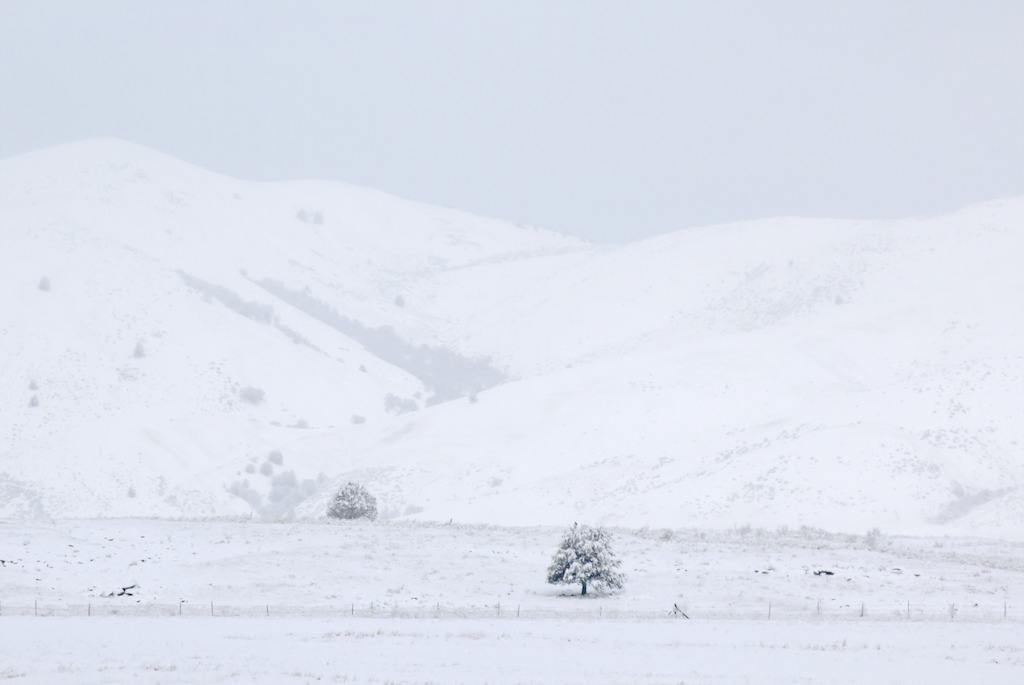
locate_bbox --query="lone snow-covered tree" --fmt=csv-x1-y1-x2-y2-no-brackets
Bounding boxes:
327,481,378,521
547,523,625,596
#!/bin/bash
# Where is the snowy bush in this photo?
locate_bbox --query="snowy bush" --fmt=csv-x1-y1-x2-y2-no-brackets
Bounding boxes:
383,393,417,415
263,470,319,519
546,523,625,596
227,479,262,510
28,395,39,408
327,481,378,521
296,209,324,224
239,386,265,404
267,450,284,465
37,276,50,292
133,341,146,358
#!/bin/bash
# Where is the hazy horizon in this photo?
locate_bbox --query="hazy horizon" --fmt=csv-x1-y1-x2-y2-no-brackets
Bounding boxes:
2,1,1023,242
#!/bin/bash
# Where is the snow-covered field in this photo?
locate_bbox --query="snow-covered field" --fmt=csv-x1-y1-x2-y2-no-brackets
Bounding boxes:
1,519,1023,682
3,519,1022,615
4,616,1023,684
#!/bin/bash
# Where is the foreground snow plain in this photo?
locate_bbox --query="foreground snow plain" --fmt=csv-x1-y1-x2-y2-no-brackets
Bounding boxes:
3,616,1023,684
1,519,1022,682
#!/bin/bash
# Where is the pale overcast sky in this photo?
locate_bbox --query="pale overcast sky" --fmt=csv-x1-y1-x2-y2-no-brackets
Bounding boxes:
1,1,1022,241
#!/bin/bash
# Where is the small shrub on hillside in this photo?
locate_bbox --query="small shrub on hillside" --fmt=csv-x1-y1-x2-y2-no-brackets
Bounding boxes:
327,481,378,521
263,470,320,519
239,386,265,405
383,393,417,415
296,209,324,224
37,276,51,292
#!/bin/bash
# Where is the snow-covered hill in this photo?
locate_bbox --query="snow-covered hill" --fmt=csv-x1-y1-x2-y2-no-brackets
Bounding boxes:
2,139,1022,536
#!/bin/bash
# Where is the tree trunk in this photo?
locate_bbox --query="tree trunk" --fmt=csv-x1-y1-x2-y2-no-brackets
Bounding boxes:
581,580,588,596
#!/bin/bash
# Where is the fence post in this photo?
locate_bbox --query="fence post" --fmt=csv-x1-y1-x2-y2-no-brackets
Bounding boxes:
517,605,521,618
210,601,214,617
497,602,500,617
266,604,269,617
860,602,865,618
906,601,910,619
88,603,91,617
1004,601,1008,620
34,600,37,617
351,603,355,617
768,601,772,620
816,599,821,617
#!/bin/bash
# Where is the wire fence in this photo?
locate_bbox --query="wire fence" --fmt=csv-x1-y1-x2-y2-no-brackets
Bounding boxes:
0,600,1016,622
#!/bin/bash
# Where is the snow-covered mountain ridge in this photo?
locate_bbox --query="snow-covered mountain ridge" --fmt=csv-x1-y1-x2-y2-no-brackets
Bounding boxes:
2,139,1023,536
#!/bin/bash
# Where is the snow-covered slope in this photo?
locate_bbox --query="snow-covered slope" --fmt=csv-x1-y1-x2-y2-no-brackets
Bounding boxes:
316,202,1024,536
2,139,1022,536
0,139,578,518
